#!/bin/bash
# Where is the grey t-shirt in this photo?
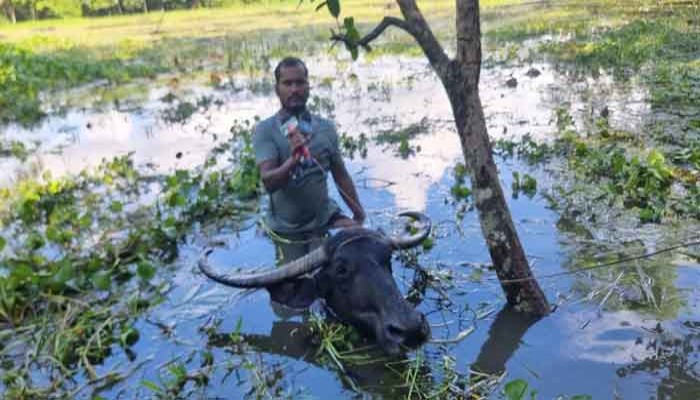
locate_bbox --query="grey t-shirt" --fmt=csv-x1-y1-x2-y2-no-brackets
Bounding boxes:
253,112,343,234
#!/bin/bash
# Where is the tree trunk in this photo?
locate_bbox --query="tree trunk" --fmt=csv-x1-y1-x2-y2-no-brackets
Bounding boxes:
444,72,549,315
116,0,124,14
395,0,550,315
2,0,17,24
454,0,549,315
143,0,148,13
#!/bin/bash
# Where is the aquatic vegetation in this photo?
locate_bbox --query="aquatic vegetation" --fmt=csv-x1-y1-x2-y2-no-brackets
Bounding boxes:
0,139,30,160
0,121,260,396
338,131,368,160
651,61,700,110
1,0,700,397
497,104,700,223
161,94,223,124
541,18,700,71
511,171,537,199
374,117,431,159
0,0,461,124
0,40,163,125
502,378,591,400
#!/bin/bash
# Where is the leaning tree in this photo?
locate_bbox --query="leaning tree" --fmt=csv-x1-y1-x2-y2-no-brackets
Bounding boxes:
304,0,550,316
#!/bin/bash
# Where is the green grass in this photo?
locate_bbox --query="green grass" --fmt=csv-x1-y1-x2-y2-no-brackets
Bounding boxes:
0,0,527,125
0,1,460,45
540,19,700,71
487,0,699,43
0,39,163,125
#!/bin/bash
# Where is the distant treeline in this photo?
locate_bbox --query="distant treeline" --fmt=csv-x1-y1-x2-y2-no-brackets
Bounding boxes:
0,0,266,23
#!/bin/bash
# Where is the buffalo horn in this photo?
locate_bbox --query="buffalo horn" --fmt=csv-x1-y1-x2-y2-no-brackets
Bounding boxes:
198,246,327,288
390,211,432,249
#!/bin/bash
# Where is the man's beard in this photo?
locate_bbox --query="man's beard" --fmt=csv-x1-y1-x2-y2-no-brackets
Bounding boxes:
284,97,307,115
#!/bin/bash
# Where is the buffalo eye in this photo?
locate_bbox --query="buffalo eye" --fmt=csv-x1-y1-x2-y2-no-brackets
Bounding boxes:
332,259,354,281
336,264,349,280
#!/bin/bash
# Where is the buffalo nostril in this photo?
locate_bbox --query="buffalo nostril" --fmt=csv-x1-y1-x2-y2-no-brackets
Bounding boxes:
387,324,405,339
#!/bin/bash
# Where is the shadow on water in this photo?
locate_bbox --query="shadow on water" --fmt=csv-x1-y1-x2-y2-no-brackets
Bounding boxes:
471,305,541,376
206,303,542,398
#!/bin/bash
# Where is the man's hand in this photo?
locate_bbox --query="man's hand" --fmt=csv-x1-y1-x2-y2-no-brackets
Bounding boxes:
287,126,308,161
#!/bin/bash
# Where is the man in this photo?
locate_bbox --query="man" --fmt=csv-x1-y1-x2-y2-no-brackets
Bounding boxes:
253,57,366,264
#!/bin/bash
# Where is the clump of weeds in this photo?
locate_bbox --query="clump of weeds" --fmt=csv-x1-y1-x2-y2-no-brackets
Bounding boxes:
496,106,699,223
0,120,261,397
375,117,432,159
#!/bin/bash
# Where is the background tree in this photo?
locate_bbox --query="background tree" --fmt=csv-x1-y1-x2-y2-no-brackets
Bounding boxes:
1,0,17,23
310,0,550,316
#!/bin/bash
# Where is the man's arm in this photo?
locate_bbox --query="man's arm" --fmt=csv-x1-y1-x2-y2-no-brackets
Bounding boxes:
258,128,306,193
259,158,297,193
330,160,366,224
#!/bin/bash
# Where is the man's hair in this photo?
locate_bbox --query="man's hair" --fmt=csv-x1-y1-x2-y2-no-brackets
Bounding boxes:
274,57,308,84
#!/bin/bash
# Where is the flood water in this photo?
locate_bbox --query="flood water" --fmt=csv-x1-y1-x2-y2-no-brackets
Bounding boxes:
2,51,700,399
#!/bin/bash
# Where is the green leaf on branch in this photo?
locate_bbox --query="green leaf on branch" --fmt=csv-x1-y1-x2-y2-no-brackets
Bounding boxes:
315,1,327,12
349,45,359,60
327,0,340,18
344,17,360,42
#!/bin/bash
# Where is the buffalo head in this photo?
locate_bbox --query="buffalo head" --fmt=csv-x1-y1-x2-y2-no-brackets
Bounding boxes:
198,212,431,354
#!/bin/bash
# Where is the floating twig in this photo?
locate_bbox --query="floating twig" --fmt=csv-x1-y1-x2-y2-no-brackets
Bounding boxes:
429,326,475,344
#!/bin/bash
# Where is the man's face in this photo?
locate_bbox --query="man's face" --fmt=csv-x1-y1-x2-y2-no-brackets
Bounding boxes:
276,65,309,114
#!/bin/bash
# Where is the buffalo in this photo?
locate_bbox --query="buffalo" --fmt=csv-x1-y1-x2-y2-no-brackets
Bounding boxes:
198,212,432,354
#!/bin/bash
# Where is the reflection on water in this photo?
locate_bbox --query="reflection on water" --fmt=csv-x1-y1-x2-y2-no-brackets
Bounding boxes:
617,321,700,400
209,319,411,398
471,305,540,376
2,53,700,399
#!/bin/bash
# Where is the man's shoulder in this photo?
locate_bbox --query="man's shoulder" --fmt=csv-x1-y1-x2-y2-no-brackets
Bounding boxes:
310,114,336,136
310,113,334,127
255,115,278,133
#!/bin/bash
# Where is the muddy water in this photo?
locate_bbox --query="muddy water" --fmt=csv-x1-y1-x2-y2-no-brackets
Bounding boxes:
2,55,700,399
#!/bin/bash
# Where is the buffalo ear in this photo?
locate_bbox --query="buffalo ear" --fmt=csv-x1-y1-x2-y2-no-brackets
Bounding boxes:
267,277,319,309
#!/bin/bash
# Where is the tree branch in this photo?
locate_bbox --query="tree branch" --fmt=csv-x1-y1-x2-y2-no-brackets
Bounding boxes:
330,1,451,79
331,16,410,52
396,0,451,79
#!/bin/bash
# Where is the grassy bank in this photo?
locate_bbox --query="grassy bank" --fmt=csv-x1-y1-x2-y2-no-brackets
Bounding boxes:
489,1,700,114
0,0,533,125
